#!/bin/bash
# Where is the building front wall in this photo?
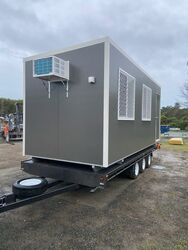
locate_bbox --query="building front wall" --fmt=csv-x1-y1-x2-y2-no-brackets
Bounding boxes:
25,43,105,166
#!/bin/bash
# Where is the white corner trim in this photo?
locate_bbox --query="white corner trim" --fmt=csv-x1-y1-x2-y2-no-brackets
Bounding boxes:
103,39,110,167
23,60,26,156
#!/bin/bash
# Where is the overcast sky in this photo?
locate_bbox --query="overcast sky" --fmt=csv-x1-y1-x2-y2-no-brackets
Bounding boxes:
0,0,187,106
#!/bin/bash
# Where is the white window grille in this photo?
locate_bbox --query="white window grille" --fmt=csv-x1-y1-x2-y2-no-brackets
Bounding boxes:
142,84,152,121
118,68,135,120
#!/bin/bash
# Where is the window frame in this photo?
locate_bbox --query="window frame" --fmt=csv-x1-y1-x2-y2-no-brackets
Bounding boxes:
142,84,152,121
117,68,136,121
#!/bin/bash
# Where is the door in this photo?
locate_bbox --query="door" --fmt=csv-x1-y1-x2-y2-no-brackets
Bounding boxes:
155,94,160,140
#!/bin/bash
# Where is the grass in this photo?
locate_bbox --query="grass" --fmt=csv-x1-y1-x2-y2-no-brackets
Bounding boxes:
160,138,188,152
174,240,187,250
142,239,187,250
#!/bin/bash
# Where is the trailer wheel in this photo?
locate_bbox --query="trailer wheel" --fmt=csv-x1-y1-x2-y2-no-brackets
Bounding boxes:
127,163,140,179
146,154,153,168
139,158,146,173
12,177,48,198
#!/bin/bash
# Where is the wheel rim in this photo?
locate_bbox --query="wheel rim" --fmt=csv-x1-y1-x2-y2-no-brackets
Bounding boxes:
135,163,139,176
148,155,151,165
19,178,42,186
142,159,146,170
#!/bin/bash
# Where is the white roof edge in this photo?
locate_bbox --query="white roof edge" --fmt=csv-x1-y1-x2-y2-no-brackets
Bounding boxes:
24,36,161,89
23,36,108,62
108,38,161,88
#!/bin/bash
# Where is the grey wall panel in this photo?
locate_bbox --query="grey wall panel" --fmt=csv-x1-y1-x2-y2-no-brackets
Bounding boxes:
55,44,104,165
25,43,104,166
25,61,59,158
108,44,161,165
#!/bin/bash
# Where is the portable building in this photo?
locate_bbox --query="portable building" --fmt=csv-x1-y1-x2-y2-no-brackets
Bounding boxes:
24,37,161,168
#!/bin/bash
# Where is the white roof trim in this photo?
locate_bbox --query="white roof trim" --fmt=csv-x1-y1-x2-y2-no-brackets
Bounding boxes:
24,36,161,88
108,38,161,88
24,37,108,62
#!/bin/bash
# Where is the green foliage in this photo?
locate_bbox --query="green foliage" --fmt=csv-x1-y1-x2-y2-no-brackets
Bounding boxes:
161,115,168,124
161,103,188,130
0,98,23,115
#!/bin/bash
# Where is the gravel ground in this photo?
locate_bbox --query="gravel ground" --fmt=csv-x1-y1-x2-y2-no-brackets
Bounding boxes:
0,142,188,250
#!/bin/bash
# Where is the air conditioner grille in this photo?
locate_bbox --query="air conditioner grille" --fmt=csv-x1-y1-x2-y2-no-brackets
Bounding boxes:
33,56,69,81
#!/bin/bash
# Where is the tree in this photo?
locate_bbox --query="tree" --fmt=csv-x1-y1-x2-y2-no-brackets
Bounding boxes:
161,102,188,130
161,102,180,118
181,62,188,107
181,82,188,107
161,115,168,124
0,98,23,115
174,102,181,109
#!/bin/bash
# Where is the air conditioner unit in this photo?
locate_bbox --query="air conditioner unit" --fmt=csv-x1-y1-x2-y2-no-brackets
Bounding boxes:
33,56,69,81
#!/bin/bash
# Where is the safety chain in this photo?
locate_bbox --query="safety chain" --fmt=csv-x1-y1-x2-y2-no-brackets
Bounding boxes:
0,195,6,207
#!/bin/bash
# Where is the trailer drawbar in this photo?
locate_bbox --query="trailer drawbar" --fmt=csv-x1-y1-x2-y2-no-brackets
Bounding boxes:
0,145,157,214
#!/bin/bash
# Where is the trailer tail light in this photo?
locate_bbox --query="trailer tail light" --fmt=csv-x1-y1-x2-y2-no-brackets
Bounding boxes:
99,175,108,185
156,142,161,150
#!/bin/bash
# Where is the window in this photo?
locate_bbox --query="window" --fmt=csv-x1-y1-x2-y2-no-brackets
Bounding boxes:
118,68,135,120
142,84,152,121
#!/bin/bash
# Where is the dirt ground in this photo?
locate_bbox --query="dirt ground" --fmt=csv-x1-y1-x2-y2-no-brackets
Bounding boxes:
0,142,188,250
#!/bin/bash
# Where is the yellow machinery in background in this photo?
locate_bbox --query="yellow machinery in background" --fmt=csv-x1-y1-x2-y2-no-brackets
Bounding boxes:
168,138,183,145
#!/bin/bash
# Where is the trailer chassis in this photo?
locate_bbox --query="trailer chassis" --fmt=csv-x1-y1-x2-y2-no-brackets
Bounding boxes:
0,144,156,214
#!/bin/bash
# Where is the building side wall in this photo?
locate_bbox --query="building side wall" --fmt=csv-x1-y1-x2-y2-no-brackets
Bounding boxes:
108,44,161,165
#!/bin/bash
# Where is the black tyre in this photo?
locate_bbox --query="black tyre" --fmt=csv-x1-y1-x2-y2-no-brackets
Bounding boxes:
127,162,140,179
146,154,153,168
12,177,48,198
139,158,146,173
